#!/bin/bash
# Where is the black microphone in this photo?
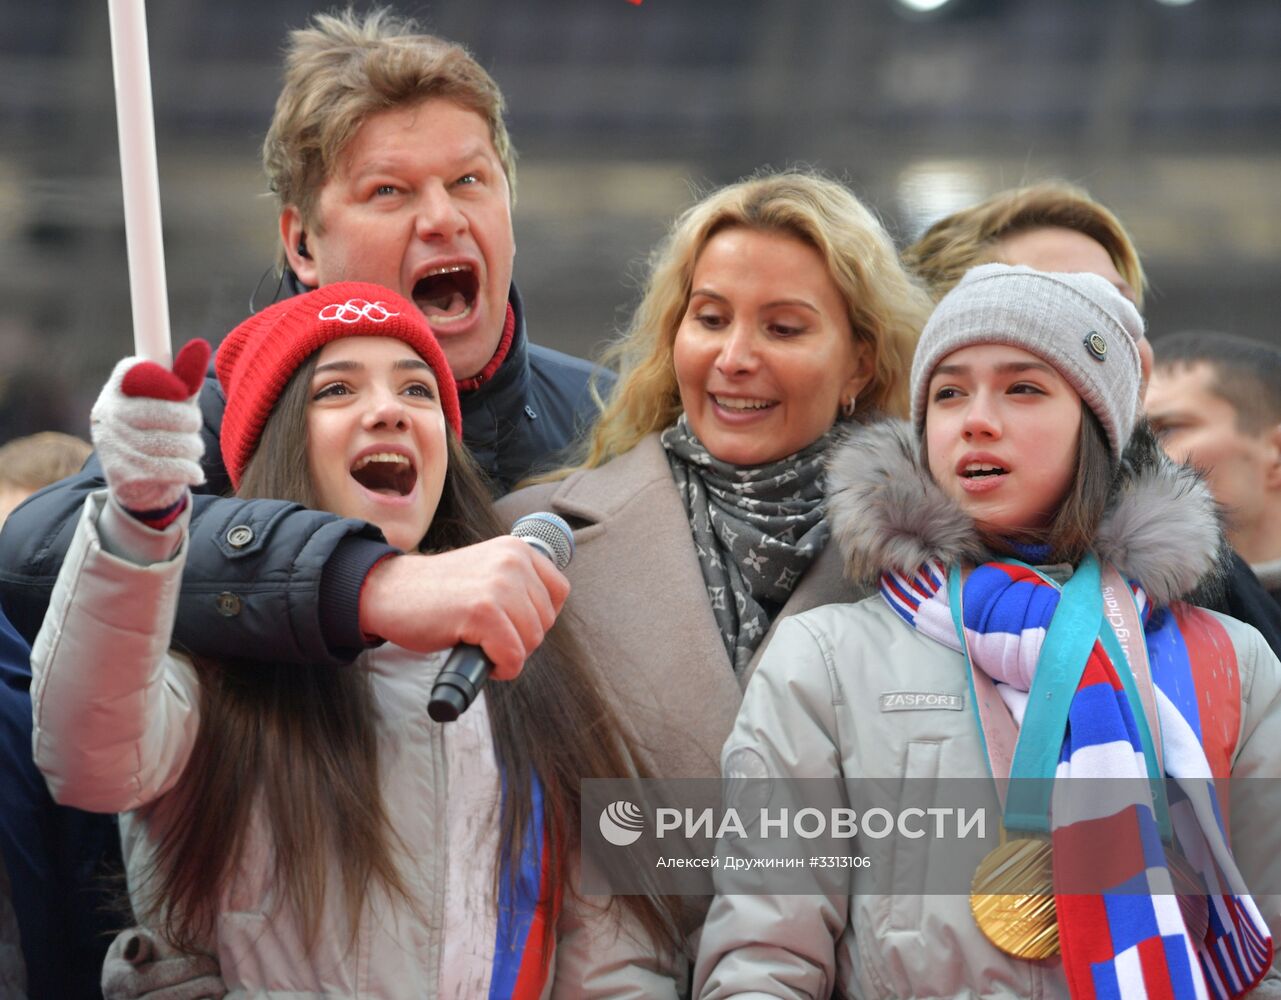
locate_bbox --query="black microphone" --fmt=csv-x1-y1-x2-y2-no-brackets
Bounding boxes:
427,512,574,723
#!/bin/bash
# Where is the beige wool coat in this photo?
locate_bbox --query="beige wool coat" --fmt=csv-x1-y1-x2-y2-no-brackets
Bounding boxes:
496,433,869,783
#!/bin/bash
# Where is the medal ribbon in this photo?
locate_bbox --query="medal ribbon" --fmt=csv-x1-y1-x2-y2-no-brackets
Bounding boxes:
890,555,1272,996
947,554,1167,838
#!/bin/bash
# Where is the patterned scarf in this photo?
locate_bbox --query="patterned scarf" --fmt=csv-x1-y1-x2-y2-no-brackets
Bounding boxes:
881,558,1273,1000
661,414,832,676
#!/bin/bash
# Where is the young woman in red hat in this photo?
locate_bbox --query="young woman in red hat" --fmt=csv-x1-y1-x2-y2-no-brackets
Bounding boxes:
29,282,681,998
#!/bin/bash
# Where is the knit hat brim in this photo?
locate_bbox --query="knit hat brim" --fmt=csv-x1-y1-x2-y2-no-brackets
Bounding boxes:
909,264,1145,459
216,282,462,487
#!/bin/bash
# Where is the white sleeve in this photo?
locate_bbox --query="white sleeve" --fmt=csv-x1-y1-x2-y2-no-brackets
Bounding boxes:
31,491,200,813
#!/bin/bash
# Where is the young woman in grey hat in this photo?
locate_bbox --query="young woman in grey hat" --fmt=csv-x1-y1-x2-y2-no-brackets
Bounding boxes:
695,264,1281,999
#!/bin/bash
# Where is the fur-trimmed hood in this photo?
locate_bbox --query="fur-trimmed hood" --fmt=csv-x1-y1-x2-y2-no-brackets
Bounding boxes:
825,419,1225,608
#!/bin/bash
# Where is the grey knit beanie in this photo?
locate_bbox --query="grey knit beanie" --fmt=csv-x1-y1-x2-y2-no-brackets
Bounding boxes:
910,263,1145,460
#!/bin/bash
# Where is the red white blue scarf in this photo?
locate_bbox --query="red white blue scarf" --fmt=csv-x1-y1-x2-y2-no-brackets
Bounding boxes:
881,558,1273,999
490,773,561,999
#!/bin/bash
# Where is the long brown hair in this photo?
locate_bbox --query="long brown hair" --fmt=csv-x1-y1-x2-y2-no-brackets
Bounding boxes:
140,353,681,959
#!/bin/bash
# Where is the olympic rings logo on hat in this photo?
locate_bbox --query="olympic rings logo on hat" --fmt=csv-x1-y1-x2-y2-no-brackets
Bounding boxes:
317,299,401,324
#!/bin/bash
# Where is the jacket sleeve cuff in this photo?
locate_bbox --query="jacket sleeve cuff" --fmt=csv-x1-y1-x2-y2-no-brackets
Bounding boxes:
319,536,398,656
96,491,187,566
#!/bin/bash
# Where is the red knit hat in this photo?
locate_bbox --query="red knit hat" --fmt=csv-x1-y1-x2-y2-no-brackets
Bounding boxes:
216,282,462,487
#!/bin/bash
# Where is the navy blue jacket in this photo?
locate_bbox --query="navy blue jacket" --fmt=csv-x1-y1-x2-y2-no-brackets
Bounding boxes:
0,283,611,666
1,607,120,999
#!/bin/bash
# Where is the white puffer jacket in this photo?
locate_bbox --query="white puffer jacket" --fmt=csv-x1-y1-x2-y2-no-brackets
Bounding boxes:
31,491,680,999
695,422,1281,1000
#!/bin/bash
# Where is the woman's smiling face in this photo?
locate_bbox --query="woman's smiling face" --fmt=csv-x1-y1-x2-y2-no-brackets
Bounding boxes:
672,227,871,467
925,343,1082,535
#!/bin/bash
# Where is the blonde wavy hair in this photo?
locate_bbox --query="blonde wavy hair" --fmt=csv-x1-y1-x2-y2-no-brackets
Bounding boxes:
575,171,932,472
902,180,1145,307
263,7,516,264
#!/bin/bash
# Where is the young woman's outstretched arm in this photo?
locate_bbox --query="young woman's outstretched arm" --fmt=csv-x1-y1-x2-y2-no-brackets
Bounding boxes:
31,345,209,814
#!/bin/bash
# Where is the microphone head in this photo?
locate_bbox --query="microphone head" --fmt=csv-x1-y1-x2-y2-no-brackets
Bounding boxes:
511,512,574,570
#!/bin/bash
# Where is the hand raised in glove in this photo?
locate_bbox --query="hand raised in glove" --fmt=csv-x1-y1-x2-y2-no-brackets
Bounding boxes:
90,339,210,521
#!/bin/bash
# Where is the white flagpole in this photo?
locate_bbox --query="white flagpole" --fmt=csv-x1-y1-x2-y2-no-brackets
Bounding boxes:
106,0,172,365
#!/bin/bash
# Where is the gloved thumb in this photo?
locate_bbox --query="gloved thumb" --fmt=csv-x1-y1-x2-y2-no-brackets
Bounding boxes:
122,339,211,401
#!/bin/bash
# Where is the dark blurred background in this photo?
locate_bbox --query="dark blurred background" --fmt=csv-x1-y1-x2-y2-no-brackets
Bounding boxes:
2,0,1279,442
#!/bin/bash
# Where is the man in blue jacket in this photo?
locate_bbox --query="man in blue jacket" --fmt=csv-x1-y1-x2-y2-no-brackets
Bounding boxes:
2,12,611,995
0,9,610,668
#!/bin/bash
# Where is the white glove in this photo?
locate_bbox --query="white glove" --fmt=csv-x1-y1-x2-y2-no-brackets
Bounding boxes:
89,339,210,516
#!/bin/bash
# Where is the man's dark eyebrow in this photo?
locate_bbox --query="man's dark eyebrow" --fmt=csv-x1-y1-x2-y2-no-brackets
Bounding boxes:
350,143,494,179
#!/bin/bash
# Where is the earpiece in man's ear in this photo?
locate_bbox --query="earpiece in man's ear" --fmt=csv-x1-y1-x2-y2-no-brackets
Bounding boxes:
296,234,311,259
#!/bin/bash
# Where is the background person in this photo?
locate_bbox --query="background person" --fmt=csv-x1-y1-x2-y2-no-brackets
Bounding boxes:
31,282,680,997
0,600,123,1000
695,264,1281,999
902,179,1151,377
1147,330,1281,606
0,430,99,999
0,431,91,528
0,431,118,1000
901,179,1281,657
499,170,931,784
0,7,611,674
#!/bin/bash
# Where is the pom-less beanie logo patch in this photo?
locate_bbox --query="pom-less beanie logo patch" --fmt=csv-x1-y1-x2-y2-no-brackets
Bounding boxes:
318,299,400,324
599,800,645,846
1084,331,1108,361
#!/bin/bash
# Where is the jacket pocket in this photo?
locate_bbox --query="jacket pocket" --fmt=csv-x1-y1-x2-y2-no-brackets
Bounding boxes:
886,739,941,931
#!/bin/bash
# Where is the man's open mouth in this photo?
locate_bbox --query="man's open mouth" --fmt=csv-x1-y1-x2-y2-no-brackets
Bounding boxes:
351,452,416,496
413,265,479,323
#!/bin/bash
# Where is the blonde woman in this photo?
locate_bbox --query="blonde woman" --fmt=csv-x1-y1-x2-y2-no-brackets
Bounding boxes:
498,170,932,782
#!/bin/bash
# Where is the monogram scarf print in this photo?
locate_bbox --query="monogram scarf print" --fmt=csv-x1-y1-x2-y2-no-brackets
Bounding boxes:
661,414,833,676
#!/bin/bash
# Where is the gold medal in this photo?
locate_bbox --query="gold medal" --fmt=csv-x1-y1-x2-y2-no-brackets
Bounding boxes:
970,834,1059,959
